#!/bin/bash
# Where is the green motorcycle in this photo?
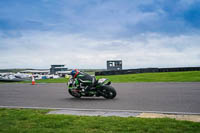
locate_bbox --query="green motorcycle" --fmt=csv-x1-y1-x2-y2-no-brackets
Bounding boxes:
67,76,117,99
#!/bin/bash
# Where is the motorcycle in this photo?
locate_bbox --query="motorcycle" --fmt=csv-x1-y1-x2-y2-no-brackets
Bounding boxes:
67,76,117,99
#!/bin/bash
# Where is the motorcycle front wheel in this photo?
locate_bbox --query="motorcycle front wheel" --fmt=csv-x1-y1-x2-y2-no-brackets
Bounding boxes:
101,85,117,99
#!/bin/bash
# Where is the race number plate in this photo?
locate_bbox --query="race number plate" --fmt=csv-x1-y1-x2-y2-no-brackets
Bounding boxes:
98,78,107,83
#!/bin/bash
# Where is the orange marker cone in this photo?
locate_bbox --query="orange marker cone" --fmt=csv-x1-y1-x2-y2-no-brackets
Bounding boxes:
32,75,35,85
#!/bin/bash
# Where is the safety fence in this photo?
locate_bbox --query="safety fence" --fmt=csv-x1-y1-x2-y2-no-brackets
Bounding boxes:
95,67,200,76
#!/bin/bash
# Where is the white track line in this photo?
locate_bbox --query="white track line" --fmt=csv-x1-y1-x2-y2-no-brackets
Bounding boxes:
0,105,200,115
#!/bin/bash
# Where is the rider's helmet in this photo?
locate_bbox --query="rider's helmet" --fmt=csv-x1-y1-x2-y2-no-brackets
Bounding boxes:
70,69,79,78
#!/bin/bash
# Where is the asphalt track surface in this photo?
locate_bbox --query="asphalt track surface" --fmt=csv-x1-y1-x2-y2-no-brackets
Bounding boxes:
0,83,200,113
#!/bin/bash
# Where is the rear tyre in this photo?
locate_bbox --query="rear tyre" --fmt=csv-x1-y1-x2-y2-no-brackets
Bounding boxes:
68,89,81,98
101,85,117,99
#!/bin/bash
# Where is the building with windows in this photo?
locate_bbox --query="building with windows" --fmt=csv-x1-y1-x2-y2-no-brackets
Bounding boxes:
50,65,68,75
20,69,50,75
107,60,122,70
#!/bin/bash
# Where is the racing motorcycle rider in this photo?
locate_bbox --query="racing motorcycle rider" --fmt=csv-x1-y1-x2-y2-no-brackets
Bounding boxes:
70,69,95,93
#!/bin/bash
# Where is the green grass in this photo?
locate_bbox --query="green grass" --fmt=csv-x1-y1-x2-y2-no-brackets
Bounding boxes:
97,71,200,83
31,78,69,83
0,108,200,133
0,78,69,84
1,71,200,83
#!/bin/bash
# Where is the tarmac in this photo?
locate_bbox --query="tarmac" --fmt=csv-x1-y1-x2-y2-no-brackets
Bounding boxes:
1,82,200,122
1,83,200,113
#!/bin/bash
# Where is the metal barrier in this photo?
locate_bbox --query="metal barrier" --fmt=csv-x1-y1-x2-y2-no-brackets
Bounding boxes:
95,67,200,76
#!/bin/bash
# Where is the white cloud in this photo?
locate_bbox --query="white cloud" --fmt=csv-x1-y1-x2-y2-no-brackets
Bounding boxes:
0,31,200,69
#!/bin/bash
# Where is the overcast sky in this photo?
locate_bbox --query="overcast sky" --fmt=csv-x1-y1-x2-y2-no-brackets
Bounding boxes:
0,0,200,69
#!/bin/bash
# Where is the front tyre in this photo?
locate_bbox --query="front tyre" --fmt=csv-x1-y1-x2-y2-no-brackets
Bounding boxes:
101,85,117,99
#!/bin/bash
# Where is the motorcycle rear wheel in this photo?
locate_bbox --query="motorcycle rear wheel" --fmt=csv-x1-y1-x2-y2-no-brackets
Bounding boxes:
68,89,82,98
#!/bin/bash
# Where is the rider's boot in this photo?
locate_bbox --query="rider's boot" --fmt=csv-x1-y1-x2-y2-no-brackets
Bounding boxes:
84,86,91,93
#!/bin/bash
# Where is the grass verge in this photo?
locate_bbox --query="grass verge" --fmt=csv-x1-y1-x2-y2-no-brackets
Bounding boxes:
1,71,200,83
30,78,68,83
0,78,68,84
97,71,200,82
0,108,200,133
